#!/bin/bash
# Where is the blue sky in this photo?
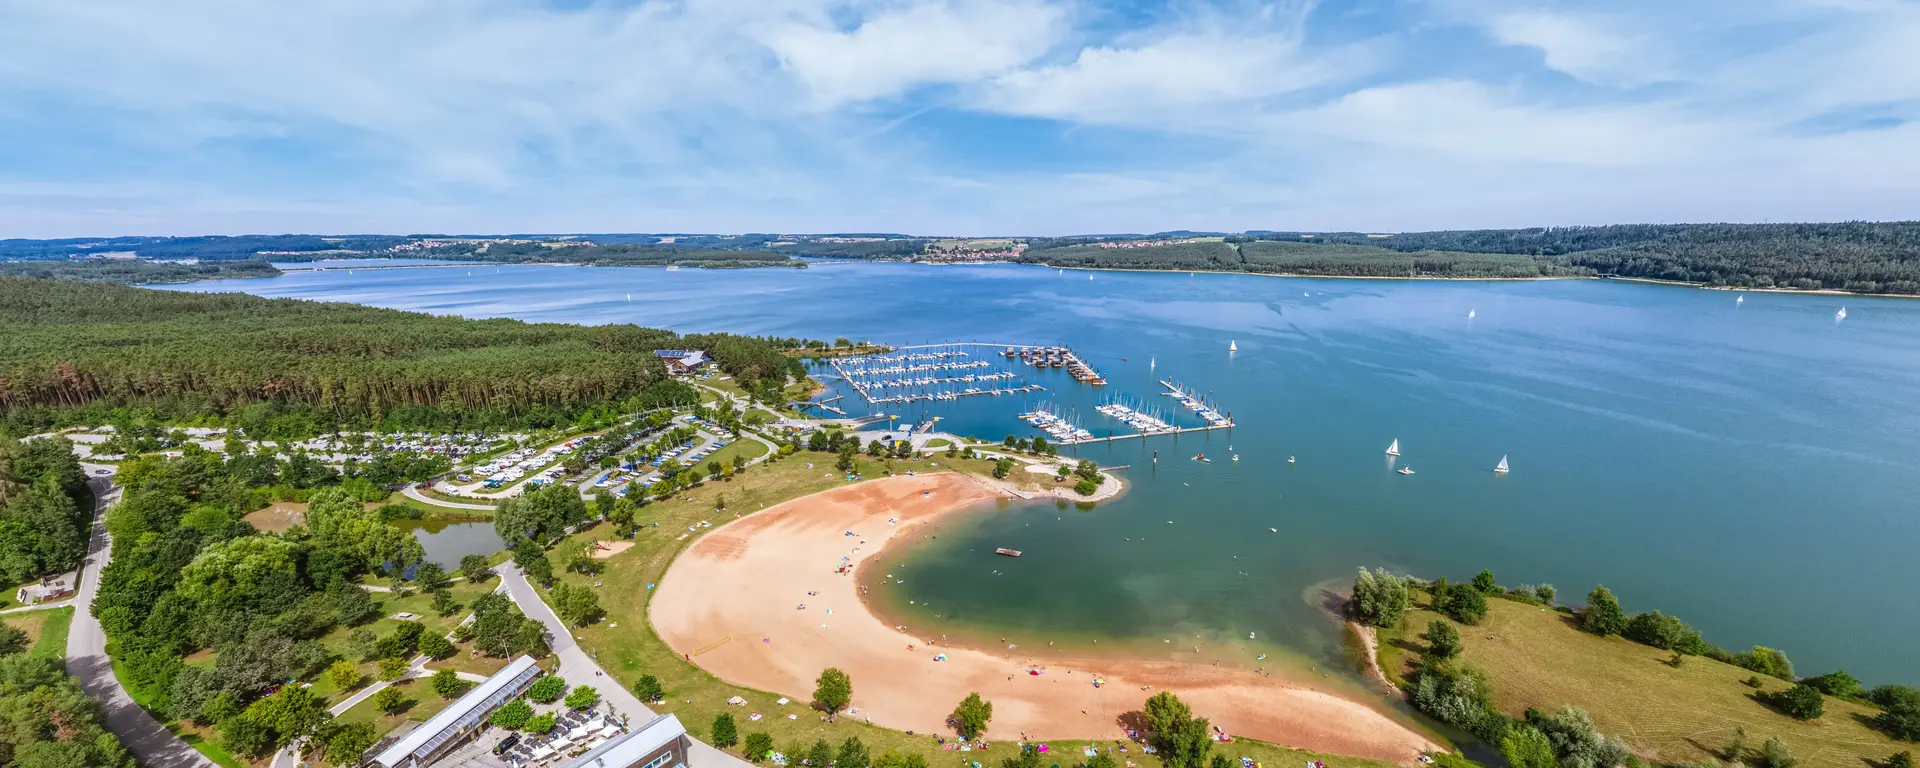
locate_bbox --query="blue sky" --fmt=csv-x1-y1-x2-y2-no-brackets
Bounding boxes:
1,0,1916,237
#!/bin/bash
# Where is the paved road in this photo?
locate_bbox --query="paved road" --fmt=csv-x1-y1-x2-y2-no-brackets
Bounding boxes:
67,473,218,768
497,563,752,768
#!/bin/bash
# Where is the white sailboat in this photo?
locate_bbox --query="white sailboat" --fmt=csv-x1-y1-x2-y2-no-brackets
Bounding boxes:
626,293,632,302
1149,357,1156,370
1397,466,1415,475
1494,455,1509,474
1836,306,1847,321
1468,309,1476,319
1229,340,1238,353
1736,294,1744,305
1385,439,1400,456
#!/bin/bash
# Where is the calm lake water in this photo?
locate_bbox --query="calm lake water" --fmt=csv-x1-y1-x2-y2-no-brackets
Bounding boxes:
391,518,505,570
168,262,1920,683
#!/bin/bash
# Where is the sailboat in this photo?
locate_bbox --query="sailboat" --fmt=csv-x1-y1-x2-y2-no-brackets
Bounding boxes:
1494,455,1509,474
1468,309,1476,319
1397,466,1416,475
1736,294,1744,305
626,293,632,302
1836,306,1847,321
1229,340,1238,353
1385,439,1400,456
1149,357,1156,370
1287,456,1295,464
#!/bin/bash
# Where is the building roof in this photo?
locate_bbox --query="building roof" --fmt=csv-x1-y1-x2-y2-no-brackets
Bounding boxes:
652,350,705,360
558,713,688,768
371,655,540,768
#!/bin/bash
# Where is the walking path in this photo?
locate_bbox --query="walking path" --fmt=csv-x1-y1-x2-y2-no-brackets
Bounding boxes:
67,471,218,768
402,485,498,510
496,563,753,768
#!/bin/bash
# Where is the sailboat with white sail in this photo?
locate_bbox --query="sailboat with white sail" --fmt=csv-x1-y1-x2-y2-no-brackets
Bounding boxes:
1494,455,1509,474
1836,306,1847,321
1385,439,1400,456
1229,340,1238,353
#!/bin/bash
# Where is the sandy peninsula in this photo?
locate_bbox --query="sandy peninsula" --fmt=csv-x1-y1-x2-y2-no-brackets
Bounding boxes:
650,473,1438,763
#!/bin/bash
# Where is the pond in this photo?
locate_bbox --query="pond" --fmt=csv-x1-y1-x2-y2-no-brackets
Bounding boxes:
392,518,506,569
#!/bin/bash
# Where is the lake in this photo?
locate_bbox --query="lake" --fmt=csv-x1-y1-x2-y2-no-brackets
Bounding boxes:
168,261,1920,683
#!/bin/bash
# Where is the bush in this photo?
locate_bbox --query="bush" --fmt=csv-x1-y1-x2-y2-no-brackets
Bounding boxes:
1471,570,1498,593
712,713,739,747
1074,477,1099,496
490,700,533,729
1580,586,1627,636
527,675,567,703
1527,707,1634,768
1755,737,1796,768
1624,611,1705,654
1735,646,1795,681
565,685,600,709
327,660,360,691
417,633,455,660
1499,725,1557,768
377,656,410,681
1426,620,1462,659
1762,683,1825,720
1436,582,1487,625
1802,670,1864,699
1409,658,1501,740
743,732,775,762
525,712,556,733
634,674,663,701
1351,568,1413,628
373,686,409,715
432,668,464,699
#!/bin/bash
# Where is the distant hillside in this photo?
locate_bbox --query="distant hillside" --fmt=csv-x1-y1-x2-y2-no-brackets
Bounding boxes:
1017,239,1588,279
0,257,283,284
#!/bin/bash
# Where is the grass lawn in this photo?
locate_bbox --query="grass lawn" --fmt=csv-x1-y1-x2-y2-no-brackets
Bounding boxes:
176,728,247,768
335,677,456,733
705,438,771,470
538,454,1398,768
924,438,952,449
1379,593,1906,768
5,606,74,658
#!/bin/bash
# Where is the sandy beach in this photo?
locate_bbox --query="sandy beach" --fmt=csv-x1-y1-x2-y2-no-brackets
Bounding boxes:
650,473,1438,763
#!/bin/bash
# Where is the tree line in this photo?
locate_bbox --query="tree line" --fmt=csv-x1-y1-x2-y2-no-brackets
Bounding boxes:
0,278,797,436
417,241,801,269
0,258,283,284
1018,240,1587,279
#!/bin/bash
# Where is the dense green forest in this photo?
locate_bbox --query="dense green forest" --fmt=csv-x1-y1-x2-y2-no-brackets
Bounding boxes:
0,257,283,284
1018,240,1588,278
0,655,135,767
1231,222,1920,292
95,449,548,761
0,278,801,436
0,436,91,585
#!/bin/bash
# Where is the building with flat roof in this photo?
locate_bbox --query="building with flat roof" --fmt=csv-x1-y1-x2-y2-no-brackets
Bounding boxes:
370,655,542,768
558,713,691,768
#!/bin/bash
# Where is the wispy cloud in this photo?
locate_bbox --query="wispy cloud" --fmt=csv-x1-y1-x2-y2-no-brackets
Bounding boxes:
0,0,1913,236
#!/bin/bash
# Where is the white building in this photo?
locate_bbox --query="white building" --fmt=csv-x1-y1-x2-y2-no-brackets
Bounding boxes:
369,655,543,768
558,713,692,768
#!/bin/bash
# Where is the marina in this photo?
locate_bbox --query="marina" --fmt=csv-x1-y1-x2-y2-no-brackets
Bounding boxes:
829,342,1118,407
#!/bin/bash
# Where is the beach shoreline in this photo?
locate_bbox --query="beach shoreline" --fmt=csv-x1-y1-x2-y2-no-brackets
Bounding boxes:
649,473,1439,764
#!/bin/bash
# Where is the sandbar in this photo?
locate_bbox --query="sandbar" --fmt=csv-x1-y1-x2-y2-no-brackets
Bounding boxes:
650,473,1438,763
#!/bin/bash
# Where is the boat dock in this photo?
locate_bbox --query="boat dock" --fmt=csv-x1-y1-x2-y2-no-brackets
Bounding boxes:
1053,422,1232,445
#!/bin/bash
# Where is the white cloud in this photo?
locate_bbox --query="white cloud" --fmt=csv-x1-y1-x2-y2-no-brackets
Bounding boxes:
1482,11,1673,88
761,0,1067,108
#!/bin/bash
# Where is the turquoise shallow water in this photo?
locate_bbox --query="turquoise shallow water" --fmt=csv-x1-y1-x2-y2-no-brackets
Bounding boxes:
171,261,1920,683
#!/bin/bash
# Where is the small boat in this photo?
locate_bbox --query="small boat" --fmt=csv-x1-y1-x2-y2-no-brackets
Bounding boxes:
1736,295,1744,305
1468,309,1476,319
1385,439,1400,456
1229,340,1238,353
1494,455,1510,474
1837,306,1847,320
1193,453,1209,462
1397,467,1415,475
1248,632,1256,640
1287,456,1295,463
1231,454,1239,462
1269,527,1277,533
995,548,1022,557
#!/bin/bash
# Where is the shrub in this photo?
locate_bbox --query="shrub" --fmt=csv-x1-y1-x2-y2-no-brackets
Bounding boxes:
432,668,464,699
1499,725,1558,768
1471,570,1498,593
1410,658,1500,740
1762,683,1825,720
712,713,739,747
743,732,775,762
634,674,663,701
525,712,556,733
1580,586,1627,636
1624,611,1705,654
1527,707,1634,768
377,656,410,681
327,660,360,691
487,698,533,729
1755,737,1796,768
373,686,409,715
1437,583,1488,625
1802,670,1864,699
417,633,456,660
1426,620,1462,659
564,685,600,709
838,736,871,768
1735,646,1795,681
527,675,567,703
1351,568,1413,628
1074,477,1099,496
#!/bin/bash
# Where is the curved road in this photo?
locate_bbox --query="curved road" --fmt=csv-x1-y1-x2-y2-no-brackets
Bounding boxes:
68,470,218,768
